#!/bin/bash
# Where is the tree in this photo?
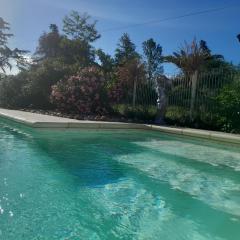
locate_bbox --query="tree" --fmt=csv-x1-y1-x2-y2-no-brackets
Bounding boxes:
199,40,228,72
237,34,240,43
35,22,95,68
60,37,95,67
96,49,114,74
165,39,223,74
216,79,240,133
109,58,146,104
35,24,62,61
142,38,163,81
0,17,28,73
22,59,72,109
165,38,224,120
63,11,100,42
165,39,210,74
115,33,139,65
0,72,28,108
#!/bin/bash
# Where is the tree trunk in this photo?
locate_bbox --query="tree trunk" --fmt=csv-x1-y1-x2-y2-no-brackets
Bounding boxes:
132,76,137,108
190,70,198,121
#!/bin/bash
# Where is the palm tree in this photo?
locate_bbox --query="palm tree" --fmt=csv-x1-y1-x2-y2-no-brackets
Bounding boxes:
164,38,223,119
164,38,222,75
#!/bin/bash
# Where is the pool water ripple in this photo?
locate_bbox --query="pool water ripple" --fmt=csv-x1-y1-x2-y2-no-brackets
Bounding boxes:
0,121,240,239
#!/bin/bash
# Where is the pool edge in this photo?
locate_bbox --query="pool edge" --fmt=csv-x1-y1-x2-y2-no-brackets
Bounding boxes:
0,108,239,145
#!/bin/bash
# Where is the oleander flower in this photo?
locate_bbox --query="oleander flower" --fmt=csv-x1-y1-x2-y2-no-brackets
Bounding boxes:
50,66,110,114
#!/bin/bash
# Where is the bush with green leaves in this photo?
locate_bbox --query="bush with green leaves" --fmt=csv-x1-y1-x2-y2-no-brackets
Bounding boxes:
113,104,157,121
165,106,190,126
0,74,26,108
165,106,224,130
51,67,110,114
22,60,72,109
215,79,240,133
0,60,72,109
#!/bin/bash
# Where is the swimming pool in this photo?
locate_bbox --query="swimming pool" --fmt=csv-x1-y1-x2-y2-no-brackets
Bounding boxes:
0,119,240,240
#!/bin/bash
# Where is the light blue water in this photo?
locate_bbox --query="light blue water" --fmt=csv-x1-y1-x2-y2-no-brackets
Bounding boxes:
0,119,240,240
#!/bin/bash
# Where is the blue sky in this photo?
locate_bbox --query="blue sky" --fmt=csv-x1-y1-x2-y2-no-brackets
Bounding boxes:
1,0,240,73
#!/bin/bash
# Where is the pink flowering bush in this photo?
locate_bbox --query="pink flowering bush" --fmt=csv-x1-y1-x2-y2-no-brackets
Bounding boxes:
108,80,125,103
50,67,110,114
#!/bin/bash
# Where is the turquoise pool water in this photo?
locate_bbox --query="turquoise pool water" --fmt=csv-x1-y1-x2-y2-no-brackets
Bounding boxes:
0,120,240,240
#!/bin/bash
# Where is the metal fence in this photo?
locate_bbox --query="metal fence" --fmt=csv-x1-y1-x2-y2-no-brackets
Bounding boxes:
113,70,240,122
167,71,239,120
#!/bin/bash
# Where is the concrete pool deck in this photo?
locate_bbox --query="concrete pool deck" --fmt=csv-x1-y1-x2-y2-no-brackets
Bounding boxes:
0,108,240,144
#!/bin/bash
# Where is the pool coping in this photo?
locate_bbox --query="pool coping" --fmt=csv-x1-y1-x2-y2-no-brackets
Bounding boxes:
0,108,240,145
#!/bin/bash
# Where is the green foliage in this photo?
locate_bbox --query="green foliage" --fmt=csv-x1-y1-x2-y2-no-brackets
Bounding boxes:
0,13,239,133
165,38,223,74
35,24,95,67
142,38,163,80
113,104,157,121
35,24,62,61
109,58,146,103
215,79,240,133
0,60,74,109
237,34,240,43
63,11,100,42
0,72,28,108
60,37,95,67
115,33,139,65
165,106,190,126
165,106,226,131
0,17,29,73
0,17,13,45
22,60,72,109
96,49,114,74
0,13,99,110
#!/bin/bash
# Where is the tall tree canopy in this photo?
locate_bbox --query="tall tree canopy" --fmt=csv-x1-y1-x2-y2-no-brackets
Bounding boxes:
60,38,95,67
96,49,114,73
35,24,62,61
143,38,163,81
0,17,28,73
165,38,223,74
63,11,100,42
115,33,139,65
35,21,95,68
199,40,211,55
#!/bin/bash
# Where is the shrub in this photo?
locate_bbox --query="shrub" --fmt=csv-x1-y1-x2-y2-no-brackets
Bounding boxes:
0,60,72,109
113,104,157,121
215,79,240,133
22,60,71,109
165,106,190,126
165,105,229,131
51,67,110,114
0,73,28,108
108,59,146,104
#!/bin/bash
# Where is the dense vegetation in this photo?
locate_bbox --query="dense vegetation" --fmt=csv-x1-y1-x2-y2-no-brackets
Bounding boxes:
0,12,239,133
